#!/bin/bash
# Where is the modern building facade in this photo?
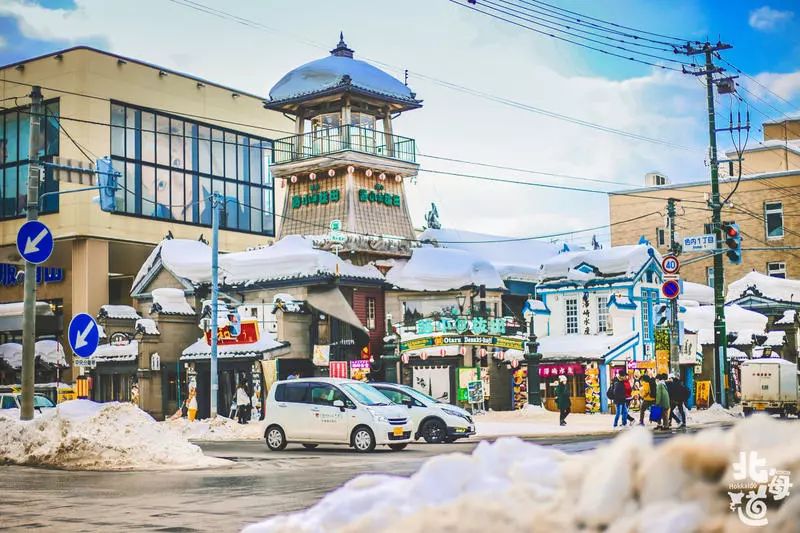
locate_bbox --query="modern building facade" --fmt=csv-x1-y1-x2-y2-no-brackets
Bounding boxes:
608,117,800,286
0,46,292,377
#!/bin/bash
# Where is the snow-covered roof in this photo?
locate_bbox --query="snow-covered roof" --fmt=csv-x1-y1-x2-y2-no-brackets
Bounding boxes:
0,341,68,369
681,304,768,345
727,347,749,360
90,340,139,362
776,310,796,325
538,245,657,282
418,228,560,282
727,271,800,304
0,301,53,317
134,236,383,289
536,332,639,361
268,37,418,105
151,288,195,315
180,330,286,360
99,305,141,320
765,330,786,347
0,343,22,369
385,247,504,292
135,319,160,336
681,281,714,305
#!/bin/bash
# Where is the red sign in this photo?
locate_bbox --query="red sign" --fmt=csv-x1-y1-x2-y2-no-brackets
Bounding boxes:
329,361,348,378
204,319,260,346
661,279,681,300
539,363,583,377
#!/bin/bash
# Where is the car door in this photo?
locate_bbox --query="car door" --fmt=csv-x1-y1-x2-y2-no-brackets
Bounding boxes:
277,382,311,440
378,387,425,432
306,382,349,442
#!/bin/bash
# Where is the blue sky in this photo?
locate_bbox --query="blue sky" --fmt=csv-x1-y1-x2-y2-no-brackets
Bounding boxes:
1,0,798,244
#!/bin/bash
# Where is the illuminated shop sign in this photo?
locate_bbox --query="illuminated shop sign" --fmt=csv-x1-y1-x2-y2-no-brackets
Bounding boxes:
399,335,524,353
0,263,64,287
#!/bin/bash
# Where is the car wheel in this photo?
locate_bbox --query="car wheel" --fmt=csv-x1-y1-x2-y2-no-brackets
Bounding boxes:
265,425,287,451
302,443,318,449
421,419,447,444
389,443,407,451
352,426,376,453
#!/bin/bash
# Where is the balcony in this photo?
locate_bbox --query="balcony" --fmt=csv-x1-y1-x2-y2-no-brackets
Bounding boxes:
273,126,416,165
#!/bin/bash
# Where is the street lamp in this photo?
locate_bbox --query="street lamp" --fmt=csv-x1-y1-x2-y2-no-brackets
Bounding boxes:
456,293,466,314
524,295,542,407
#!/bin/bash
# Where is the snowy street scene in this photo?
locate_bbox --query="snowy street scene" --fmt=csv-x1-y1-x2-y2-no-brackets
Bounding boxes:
2,1,800,532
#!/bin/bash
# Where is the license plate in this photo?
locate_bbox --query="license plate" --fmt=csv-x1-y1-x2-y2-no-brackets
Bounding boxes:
393,427,404,436
454,427,466,433
753,402,766,409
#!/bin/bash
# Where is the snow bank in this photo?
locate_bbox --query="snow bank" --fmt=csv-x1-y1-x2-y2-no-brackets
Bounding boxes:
244,416,800,533
0,400,229,470
165,417,266,441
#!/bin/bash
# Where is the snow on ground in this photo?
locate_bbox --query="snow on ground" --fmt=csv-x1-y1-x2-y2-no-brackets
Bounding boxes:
244,415,800,533
0,400,230,471
165,416,266,441
474,403,740,438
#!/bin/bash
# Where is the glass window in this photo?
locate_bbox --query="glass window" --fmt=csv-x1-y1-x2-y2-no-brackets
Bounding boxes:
33,395,55,408
141,165,156,217
765,202,784,239
767,262,786,279
565,298,579,334
170,119,184,169
280,382,309,403
597,296,609,333
141,112,155,163
111,104,125,156
339,383,391,406
656,228,665,247
211,129,224,176
309,383,347,406
367,298,376,330
224,131,236,178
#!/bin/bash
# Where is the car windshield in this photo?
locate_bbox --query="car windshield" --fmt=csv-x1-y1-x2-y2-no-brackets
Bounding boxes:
399,385,438,406
340,383,391,406
34,395,55,408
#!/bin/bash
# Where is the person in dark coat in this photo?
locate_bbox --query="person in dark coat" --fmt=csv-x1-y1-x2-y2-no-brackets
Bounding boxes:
609,373,629,427
667,374,689,428
554,375,571,426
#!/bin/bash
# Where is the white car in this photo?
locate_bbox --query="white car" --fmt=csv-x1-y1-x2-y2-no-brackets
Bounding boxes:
372,383,475,443
0,393,55,414
263,378,413,452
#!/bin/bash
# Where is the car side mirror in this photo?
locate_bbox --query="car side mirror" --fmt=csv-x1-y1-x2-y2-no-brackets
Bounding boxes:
403,398,413,408
333,399,345,411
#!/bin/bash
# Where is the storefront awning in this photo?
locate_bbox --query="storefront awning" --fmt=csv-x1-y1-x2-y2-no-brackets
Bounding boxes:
305,287,370,348
180,331,289,361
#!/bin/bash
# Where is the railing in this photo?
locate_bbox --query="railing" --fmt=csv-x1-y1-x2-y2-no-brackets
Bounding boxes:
273,125,416,164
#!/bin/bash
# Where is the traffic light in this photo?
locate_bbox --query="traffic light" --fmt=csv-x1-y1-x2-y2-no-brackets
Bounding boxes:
654,303,670,326
96,157,118,212
722,222,742,264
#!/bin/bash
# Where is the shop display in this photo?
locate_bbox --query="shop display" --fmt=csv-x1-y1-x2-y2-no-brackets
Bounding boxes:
513,367,528,410
584,362,600,413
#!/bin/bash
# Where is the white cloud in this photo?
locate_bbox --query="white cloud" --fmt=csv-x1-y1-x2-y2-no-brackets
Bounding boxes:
748,6,794,31
0,35,6,49
748,70,800,101
1,0,710,246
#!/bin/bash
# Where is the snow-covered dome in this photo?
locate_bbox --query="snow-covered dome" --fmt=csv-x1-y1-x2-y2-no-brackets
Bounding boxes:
267,34,420,108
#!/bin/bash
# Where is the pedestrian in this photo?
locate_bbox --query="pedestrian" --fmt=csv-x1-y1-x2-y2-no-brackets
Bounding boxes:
667,374,689,428
236,383,250,425
621,371,636,425
554,375,571,426
638,373,656,426
654,373,671,430
608,373,628,427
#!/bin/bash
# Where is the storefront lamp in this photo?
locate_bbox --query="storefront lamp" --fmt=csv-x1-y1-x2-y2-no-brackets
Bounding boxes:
762,345,773,358
456,294,467,313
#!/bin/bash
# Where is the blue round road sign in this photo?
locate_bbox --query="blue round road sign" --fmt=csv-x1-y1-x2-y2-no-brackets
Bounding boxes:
68,313,100,358
16,220,54,265
661,279,681,300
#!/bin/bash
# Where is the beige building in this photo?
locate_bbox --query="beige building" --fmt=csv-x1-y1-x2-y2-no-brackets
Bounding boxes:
609,116,800,286
0,46,292,376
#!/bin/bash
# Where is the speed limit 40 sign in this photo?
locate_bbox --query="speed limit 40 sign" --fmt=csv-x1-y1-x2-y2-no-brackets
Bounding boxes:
661,254,680,274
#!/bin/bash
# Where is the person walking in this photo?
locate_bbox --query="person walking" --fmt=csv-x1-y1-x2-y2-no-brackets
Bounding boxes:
554,375,571,426
609,373,628,427
667,374,689,428
638,373,656,426
621,371,636,425
654,374,671,430
236,383,250,425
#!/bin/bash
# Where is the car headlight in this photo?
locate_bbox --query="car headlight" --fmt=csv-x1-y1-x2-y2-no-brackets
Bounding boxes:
367,408,388,423
441,407,470,421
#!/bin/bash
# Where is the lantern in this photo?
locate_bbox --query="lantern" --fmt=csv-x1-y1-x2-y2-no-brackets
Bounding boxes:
366,169,373,177
290,175,297,183
395,175,402,183
479,348,487,358
439,348,446,356
511,358,519,369
420,351,428,361
497,351,505,361
309,172,316,181
347,165,355,174
379,172,386,181
401,353,409,364
328,169,336,177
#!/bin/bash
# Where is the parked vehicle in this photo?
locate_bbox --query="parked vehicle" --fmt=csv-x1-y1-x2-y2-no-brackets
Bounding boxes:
741,358,799,418
263,378,412,452
0,392,56,413
372,382,475,443
0,383,75,404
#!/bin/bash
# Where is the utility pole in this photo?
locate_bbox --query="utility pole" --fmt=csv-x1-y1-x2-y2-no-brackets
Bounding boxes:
20,86,44,421
209,192,222,418
681,41,732,407
666,198,680,375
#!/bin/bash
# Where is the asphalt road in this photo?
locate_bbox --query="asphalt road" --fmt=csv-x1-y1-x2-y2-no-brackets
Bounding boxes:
0,429,691,533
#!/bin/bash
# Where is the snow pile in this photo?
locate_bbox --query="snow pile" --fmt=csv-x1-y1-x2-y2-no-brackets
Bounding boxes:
418,228,560,281
0,341,68,368
91,340,139,362
165,417,266,441
539,244,657,281
151,287,195,315
686,403,741,425
776,310,796,325
135,318,160,335
245,416,800,533
474,406,617,438
385,247,504,291
0,400,229,470
680,281,714,305
681,304,768,345
727,270,800,304
99,304,141,320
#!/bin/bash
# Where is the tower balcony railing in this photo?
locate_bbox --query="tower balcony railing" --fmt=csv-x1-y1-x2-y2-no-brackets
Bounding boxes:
273,125,416,165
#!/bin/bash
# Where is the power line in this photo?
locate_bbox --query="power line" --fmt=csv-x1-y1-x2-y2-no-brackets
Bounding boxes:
717,56,797,112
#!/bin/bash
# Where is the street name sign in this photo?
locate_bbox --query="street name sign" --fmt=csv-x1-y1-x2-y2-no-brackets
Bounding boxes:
682,234,716,252
16,220,54,264
68,313,100,358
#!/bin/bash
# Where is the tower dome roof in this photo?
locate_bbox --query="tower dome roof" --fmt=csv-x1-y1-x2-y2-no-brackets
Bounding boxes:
267,34,421,111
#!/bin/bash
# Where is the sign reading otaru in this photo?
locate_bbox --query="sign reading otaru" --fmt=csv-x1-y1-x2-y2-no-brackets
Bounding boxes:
204,319,260,346
400,335,524,353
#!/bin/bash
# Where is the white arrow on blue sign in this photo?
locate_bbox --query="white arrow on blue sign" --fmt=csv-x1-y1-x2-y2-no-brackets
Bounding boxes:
68,313,100,358
16,220,54,265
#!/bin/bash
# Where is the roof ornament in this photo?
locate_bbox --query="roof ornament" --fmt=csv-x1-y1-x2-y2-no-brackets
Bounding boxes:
331,32,354,58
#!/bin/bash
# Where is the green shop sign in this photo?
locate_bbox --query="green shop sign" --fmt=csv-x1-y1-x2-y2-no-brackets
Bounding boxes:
292,183,341,209
399,335,524,353
359,183,401,208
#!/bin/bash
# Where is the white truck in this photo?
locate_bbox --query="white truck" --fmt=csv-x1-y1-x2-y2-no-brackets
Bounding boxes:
741,358,799,418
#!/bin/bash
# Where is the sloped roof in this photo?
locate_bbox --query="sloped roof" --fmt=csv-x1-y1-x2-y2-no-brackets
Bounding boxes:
385,247,505,291
538,245,657,283
727,271,800,304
